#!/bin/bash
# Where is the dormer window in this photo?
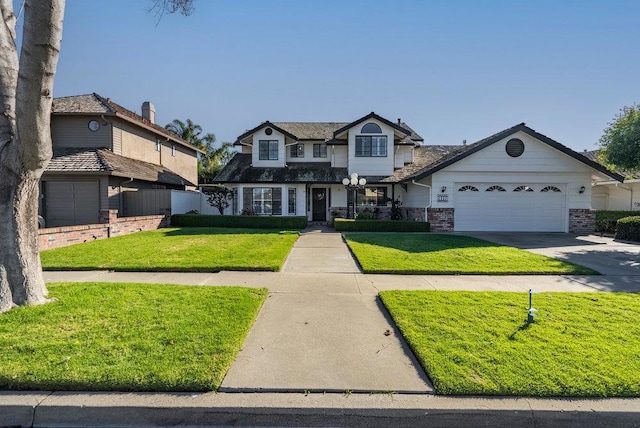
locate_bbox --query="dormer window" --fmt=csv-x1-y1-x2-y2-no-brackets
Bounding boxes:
361,122,382,133
259,140,279,160
355,136,387,157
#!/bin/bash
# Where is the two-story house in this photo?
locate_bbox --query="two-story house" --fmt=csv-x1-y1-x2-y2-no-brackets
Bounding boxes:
214,112,623,233
40,93,200,227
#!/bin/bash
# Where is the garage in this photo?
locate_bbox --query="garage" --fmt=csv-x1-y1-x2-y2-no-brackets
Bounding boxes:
44,180,100,227
454,183,567,232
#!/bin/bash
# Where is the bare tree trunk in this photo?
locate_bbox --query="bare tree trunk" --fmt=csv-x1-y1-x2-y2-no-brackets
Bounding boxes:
0,0,65,313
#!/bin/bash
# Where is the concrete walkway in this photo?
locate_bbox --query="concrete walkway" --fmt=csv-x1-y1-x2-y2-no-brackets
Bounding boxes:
221,225,431,393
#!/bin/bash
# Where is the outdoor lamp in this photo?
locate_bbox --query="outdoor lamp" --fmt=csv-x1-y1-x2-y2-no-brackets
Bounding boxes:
579,186,586,194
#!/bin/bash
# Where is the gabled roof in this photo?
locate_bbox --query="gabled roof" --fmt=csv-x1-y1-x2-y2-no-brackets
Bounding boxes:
52,93,201,154
46,148,195,186
234,113,423,146
407,123,624,183
333,112,412,139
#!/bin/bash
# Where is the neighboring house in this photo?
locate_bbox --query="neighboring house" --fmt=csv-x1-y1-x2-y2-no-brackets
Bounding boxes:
585,150,640,212
41,93,200,227
214,112,623,233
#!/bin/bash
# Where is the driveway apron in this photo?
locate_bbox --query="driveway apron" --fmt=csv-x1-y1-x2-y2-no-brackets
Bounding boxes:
220,226,432,393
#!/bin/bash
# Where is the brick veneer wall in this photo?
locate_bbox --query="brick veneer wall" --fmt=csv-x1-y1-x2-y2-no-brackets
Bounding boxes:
39,212,168,250
568,208,596,234
427,207,455,232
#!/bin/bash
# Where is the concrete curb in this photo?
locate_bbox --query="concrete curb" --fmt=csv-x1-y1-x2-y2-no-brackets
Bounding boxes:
2,392,639,427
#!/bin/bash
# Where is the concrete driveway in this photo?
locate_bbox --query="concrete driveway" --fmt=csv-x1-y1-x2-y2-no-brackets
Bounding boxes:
465,233,640,277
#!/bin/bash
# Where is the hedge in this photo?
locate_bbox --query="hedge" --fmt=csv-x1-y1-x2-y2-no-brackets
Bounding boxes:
614,216,640,242
596,210,637,234
171,214,308,230
334,218,430,232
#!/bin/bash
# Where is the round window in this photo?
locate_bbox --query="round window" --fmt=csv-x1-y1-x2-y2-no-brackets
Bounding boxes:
505,138,524,157
88,120,100,132
265,127,273,136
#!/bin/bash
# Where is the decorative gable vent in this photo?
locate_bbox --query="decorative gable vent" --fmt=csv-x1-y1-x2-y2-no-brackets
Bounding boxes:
505,138,525,157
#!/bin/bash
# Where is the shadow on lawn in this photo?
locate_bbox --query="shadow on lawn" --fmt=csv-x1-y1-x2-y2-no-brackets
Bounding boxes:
160,227,294,237
344,233,504,254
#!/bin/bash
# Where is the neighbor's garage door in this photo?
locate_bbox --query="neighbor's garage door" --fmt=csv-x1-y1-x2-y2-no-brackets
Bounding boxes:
45,180,100,227
454,183,566,232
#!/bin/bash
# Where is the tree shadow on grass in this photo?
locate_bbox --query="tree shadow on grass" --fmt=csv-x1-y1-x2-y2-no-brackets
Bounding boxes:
160,227,294,237
343,233,505,254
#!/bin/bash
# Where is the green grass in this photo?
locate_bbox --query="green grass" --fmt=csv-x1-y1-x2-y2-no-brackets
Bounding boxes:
344,233,597,274
381,291,640,397
41,227,298,272
0,282,267,391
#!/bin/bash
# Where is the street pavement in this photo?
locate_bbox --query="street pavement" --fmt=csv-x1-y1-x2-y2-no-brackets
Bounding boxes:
5,227,639,426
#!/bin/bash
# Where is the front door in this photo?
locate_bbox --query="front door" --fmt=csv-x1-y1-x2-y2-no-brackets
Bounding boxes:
312,188,327,221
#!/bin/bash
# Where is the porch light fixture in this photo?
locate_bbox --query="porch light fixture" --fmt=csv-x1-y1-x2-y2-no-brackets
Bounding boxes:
343,173,366,219
579,186,586,194
441,186,447,193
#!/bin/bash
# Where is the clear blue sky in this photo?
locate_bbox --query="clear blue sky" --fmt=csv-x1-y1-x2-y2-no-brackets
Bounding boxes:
45,0,640,151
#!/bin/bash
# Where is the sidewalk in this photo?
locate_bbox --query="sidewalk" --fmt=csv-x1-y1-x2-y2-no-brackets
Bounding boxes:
14,226,640,426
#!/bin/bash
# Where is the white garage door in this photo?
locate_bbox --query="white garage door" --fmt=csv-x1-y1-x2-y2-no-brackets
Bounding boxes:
454,183,567,232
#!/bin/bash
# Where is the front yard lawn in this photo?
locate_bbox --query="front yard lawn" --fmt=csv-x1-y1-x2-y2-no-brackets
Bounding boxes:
381,290,640,397
41,227,298,272
0,283,267,391
344,233,597,274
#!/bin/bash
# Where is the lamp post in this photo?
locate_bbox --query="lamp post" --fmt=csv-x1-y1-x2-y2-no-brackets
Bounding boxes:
342,173,366,219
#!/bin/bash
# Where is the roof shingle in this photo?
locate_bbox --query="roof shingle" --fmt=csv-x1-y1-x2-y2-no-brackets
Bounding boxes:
47,148,194,186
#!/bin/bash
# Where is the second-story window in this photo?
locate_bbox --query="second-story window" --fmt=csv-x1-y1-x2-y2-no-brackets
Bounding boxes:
313,143,327,158
289,143,304,158
259,140,279,160
171,144,176,156
355,136,387,157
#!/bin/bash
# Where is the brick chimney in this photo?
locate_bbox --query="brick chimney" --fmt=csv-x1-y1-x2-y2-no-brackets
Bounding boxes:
141,101,155,124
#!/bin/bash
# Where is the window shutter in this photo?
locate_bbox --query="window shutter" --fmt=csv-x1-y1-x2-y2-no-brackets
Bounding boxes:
272,188,282,215
243,188,252,213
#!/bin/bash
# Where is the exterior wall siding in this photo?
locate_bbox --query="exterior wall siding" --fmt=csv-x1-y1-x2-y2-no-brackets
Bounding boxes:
332,145,348,168
347,118,395,176
251,128,286,168
51,116,111,149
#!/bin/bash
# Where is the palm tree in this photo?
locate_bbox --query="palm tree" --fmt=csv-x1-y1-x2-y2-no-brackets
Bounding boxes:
165,119,235,183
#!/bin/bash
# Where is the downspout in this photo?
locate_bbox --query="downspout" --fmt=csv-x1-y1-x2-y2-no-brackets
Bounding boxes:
411,180,432,222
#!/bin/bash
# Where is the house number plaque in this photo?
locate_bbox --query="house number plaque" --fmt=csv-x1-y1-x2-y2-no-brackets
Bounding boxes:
437,194,449,203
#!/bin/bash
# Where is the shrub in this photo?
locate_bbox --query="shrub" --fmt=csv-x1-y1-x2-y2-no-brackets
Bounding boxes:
171,214,308,230
596,210,636,233
614,216,640,242
334,218,430,232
